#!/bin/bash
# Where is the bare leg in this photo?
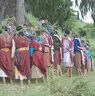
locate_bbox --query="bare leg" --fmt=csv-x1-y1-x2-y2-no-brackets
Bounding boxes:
10,79,13,85
50,66,53,78
46,67,49,79
56,65,59,77
79,68,82,75
56,65,63,76
69,67,72,77
58,65,63,76
77,68,80,75
66,68,69,78
35,78,38,84
84,69,87,74
28,79,31,85
48,66,52,79
2,77,6,84
87,61,91,73
20,80,23,87
77,68,82,76
45,53,51,79
42,75,45,83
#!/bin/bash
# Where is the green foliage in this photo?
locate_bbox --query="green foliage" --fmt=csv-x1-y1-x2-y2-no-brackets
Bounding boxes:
81,24,95,38
63,16,77,30
62,16,84,31
26,13,38,29
25,0,72,28
78,28,86,37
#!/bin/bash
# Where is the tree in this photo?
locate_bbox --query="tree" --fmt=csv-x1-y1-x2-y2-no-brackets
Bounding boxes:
79,28,86,37
0,0,8,21
75,0,95,25
25,0,72,28
0,0,16,21
16,0,25,25
0,0,25,25
82,24,95,38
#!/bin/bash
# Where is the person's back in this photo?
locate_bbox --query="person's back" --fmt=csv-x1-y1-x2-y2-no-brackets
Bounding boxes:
73,38,81,54
63,37,70,53
73,36,83,75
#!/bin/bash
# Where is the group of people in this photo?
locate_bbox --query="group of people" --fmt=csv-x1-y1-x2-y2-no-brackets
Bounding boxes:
0,18,93,86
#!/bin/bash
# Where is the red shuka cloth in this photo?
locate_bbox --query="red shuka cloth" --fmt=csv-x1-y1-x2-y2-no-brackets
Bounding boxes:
54,50,61,66
53,35,62,66
14,36,30,78
29,40,46,77
0,35,12,79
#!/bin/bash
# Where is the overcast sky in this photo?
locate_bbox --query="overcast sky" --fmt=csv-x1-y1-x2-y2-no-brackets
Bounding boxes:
71,0,93,24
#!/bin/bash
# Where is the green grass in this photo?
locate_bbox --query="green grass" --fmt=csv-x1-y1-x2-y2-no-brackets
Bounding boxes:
0,71,95,96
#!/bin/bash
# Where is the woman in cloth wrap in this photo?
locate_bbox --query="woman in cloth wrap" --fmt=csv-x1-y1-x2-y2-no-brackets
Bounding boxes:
14,26,31,86
29,33,46,83
80,40,87,74
85,41,92,72
40,31,52,78
0,27,14,84
73,34,83,75
52,33,63,76
62,30,74,78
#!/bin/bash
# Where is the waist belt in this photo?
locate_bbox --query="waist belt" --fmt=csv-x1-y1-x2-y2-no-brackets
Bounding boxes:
1,48,10,52
17,47,28,51
44,44,50,48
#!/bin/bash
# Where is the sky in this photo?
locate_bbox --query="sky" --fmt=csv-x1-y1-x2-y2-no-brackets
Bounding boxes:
71,0,93,24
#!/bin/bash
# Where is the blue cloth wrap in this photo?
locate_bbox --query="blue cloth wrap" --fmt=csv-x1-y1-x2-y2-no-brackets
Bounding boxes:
29,48,34,56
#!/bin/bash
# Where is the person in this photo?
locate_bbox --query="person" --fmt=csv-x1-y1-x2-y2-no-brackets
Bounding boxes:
23,23,33,44
52,33,63,77
14,26,31,86
81,40,87,74
85,40,92,72
39,19,53,35
29,32,46,83
7,18,16,37
62,30,74,78
73,34,83,75
44,19,53,35
40,30,52,78
0,27,13,84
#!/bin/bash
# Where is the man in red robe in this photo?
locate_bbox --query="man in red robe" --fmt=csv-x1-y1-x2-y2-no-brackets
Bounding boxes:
14,26,31,86
0,27,12,84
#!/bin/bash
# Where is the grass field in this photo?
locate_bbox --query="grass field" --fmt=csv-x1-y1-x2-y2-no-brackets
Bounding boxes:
0,71,95,96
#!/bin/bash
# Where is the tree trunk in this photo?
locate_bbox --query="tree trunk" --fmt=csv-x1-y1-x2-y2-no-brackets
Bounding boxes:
0,0,16,21
16,0,25,25
0,0,8,21
0,0,25,25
